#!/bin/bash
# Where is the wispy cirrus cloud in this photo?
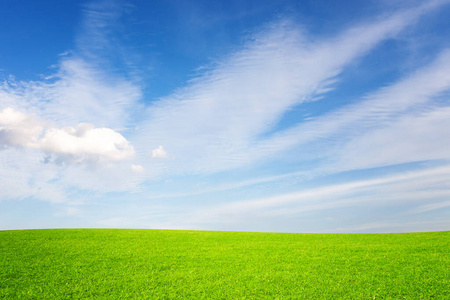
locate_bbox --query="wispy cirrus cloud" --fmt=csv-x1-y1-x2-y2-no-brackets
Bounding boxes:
133,0,450,177
136,165,450,232
1,57,141,129
252,49,450,173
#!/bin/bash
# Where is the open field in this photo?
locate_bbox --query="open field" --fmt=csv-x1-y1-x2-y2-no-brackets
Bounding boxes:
0,229,448,299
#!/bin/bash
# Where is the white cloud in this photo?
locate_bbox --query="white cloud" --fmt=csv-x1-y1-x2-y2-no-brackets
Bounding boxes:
0,108,141,202
0,108,135,163
39,123,135,162
0,107,43,148
151,145,168,158
134,0,449,176
131,164,145,173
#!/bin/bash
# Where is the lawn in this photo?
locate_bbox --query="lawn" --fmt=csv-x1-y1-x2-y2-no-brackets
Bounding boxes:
0,229,448,299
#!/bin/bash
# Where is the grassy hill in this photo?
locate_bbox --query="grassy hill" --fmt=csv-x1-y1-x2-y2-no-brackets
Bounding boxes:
0,229,448,299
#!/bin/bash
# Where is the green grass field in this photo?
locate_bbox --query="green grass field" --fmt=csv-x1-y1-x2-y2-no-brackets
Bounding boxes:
0,229,448,299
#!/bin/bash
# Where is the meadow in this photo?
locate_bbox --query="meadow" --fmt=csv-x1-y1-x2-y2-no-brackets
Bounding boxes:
0,229,448,299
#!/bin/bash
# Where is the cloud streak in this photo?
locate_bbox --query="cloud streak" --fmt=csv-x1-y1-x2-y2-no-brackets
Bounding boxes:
252,49,450,173
158,165,450,232
134,0,450,177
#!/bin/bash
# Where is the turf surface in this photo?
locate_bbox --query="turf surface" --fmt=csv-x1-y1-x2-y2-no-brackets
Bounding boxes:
0,229,448,299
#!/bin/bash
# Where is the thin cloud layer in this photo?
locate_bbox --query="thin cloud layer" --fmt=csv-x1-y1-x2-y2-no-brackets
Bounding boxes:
129,165,450,232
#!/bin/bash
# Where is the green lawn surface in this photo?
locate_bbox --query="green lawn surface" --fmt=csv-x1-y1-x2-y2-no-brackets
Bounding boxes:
1,229,448,299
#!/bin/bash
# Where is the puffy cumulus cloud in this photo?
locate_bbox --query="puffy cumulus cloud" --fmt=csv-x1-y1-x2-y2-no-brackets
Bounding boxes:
151,145,168,158
131,164,145,173
39,123,135,162
0,108,43,148
0,107,135,163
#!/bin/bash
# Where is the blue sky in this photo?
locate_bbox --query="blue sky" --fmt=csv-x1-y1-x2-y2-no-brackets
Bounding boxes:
1,0,450,233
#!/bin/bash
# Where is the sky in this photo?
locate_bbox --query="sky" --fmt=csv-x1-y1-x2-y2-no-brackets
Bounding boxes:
1,0,450,233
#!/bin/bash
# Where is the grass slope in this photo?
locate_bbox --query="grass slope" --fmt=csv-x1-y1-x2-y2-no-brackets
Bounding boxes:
0,229,449,299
